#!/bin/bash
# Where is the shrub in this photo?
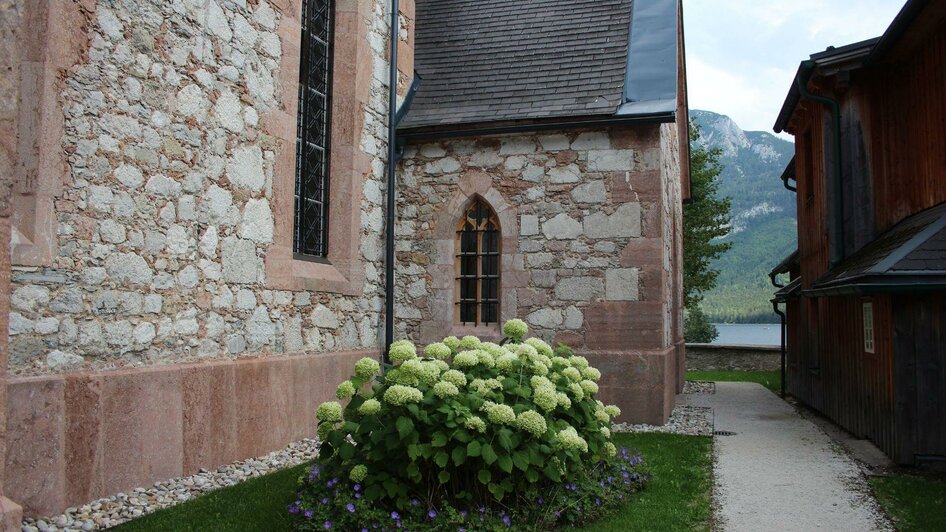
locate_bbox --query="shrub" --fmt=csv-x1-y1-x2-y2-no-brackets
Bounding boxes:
684,306,719,343
292,321,647,530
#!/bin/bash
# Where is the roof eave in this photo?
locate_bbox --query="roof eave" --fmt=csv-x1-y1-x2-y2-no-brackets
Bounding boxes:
397,111,676,142
803,273,946,297
773,39,879,134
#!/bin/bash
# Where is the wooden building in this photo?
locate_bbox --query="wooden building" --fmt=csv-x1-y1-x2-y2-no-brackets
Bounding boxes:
771,0,946,464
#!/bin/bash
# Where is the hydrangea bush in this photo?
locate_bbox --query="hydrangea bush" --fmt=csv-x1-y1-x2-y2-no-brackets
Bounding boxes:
291,320,647,530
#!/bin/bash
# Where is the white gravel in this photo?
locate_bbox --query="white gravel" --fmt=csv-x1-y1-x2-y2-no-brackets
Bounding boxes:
21,439,320,531
612,381,715,437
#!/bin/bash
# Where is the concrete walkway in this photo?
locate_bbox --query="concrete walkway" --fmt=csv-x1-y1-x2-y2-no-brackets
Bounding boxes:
688,382,891,532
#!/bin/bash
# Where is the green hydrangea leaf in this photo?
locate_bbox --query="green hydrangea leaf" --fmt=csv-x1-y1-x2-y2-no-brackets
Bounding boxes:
482,443,498,465
396,416,414,439
467,440,482,457
478,468,492,485
435,451,449,468
438,470,450,484
431,432,448,447
497,454,513,473
452,446,467,466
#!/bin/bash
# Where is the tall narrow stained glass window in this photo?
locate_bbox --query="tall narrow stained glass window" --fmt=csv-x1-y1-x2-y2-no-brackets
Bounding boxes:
456,199,501,326
293,0,334,257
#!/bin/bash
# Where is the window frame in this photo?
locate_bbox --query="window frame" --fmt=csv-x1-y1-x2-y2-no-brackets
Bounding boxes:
293,0,335,260
863,301,875,354
455,198,501,327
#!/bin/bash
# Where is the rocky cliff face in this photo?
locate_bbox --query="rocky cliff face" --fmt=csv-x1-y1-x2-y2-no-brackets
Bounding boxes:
690,110,797,323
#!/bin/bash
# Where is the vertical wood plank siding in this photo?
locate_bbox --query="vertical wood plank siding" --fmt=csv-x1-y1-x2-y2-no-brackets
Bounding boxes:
785,23,946,463
787,296,896,458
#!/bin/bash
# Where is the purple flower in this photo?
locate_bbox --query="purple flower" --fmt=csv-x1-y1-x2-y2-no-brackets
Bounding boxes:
537,497,545,505
323,521,332,529
411,498,420,506
554,511,561,518
595,498,601,506
460,510,468,518
390,511,401,520
321,497,329,505
305,510,314,519
502,514,511,527
428,509,438,519
288,506,300,515
347,502,356,513
355,493,362,499
353,484,362,491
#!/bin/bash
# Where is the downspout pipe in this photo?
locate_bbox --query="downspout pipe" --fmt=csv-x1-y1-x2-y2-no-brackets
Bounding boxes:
383,0,400,364
796,60,844,267
772,299,787,399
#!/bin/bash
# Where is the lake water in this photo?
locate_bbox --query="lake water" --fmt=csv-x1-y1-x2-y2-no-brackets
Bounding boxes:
711,323,781,346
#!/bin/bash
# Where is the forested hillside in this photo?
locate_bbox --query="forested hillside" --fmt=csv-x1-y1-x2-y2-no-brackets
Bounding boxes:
691,110,797,323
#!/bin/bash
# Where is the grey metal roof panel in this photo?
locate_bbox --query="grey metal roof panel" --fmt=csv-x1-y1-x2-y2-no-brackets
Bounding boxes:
399,0,633,130
812,201,946,289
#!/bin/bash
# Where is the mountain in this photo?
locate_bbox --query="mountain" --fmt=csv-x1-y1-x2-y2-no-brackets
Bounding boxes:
690,110,797,323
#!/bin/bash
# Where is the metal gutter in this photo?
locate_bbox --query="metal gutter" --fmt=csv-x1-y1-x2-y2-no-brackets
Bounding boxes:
394,75,421,128
773,39,878,134
383,0,400,363
780,156,797,193
771,299,787,399
769,250,799,288
616,0,679,117
794,59,845,267
398,112,675,143
802,275,946,297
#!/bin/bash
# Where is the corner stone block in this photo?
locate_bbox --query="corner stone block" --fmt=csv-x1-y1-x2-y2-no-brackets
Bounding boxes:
585,348,675,425
605,268,639,301
5,378,66,517
583,203,641,239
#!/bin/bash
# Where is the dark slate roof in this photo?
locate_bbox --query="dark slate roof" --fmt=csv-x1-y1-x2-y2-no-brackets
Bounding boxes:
807,201,946,294
399,0,633,130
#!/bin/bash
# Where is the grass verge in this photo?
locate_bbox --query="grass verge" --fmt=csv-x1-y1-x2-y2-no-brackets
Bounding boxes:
871,473,946,532
581,433,713,531
113,463,307,532
687,370,781,394
115,433,713,531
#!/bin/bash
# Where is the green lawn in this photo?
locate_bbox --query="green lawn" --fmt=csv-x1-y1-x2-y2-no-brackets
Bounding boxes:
871,473,946,532
113,463,306,532
114,433,712,531
687,370,781,394
580,433,713,531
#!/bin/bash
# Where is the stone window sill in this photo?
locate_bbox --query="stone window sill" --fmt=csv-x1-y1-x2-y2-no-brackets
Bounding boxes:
264,245,362,296
449,323,503,342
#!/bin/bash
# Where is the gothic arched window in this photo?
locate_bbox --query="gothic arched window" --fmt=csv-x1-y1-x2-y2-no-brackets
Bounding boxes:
293,0,334,258
456,198,501,325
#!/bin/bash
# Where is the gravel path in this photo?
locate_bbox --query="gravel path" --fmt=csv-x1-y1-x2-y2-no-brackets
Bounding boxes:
612,380,715,437
702,382,892,532
21,439,320,532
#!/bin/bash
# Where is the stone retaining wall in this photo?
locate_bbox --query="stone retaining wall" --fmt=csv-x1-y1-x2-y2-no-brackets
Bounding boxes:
686,344,781,372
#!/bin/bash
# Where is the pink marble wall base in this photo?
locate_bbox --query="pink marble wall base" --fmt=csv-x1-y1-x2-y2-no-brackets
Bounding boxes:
5,350,370,518
584,346,678,426
0,497,22,532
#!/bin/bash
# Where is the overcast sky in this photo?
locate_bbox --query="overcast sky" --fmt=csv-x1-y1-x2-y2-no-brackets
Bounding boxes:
683,0,906,137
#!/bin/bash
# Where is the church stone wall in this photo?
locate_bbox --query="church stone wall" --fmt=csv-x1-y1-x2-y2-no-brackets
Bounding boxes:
4,0,397,518
395,125,685,424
